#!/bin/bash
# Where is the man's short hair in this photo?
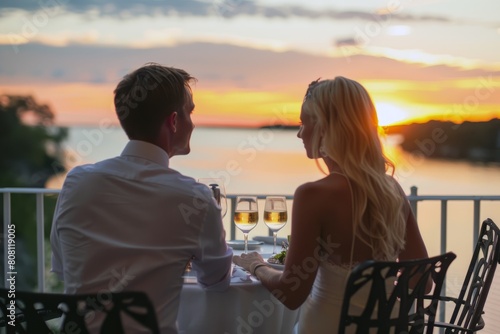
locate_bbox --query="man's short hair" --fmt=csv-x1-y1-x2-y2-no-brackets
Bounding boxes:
114,63,196,141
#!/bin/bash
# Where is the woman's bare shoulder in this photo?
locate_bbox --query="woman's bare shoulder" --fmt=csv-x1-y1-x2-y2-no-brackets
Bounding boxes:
294,174,351,201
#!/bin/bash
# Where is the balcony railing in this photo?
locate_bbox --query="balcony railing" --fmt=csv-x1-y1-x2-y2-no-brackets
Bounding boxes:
2,187,500,293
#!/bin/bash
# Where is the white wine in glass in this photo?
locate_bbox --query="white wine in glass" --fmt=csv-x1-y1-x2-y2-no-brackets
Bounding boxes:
197,178,227,218
234,196,259,254
264,196,288,254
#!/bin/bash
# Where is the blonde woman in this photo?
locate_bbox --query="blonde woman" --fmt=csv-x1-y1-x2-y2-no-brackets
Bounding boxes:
233,77,429,333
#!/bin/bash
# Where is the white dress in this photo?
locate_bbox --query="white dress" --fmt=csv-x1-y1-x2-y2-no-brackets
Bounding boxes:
294,260,398,334
294,173,403,333
294,260,351,334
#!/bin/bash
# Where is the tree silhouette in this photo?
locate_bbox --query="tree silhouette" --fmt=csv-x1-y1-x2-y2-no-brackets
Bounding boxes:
1,95,67,290
387,119,500,163
0,95,67,187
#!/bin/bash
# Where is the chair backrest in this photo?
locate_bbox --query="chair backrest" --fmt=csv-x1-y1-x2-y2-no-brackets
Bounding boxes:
447,218,500,332
0,289,160,334
338,252,457,334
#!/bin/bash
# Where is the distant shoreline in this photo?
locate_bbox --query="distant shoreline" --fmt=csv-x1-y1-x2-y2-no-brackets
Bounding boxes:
259,124,300,130
385,118,500,164
56,120,500,164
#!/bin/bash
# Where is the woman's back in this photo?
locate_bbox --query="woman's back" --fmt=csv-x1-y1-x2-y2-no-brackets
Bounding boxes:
294,172,409,334
305,171,381,267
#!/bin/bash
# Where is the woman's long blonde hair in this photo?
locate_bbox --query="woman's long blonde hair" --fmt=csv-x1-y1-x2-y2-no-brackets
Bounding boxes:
304,76,406,260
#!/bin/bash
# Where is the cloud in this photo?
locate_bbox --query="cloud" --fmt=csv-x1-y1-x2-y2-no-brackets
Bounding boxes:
335,38,359,48
1,42,498,89
0,0,453,24
1,42,499,126
0,0,212,18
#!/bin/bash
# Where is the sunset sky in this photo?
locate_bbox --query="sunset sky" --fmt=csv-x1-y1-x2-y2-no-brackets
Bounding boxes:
1,0,499,127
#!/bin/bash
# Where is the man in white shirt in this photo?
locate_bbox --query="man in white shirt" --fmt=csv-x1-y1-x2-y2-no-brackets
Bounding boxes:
50,63,233,334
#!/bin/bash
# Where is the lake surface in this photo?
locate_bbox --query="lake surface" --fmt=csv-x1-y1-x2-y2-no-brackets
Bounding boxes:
50,125,500,332
51,125,500,196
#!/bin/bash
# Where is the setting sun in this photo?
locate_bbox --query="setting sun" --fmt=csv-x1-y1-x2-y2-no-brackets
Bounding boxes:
375,102,410,126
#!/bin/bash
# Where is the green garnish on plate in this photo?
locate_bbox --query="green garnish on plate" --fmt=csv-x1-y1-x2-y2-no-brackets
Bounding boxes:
268,235,290,265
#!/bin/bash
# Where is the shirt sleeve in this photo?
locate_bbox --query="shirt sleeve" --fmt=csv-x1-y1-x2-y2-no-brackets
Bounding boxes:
191,197,233,291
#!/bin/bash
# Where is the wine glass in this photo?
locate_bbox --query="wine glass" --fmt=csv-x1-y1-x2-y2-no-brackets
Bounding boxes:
264,196,288,254
234,196,259,254
198,178,227,218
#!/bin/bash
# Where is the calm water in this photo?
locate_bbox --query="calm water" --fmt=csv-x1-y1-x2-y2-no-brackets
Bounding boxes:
51,125,500,332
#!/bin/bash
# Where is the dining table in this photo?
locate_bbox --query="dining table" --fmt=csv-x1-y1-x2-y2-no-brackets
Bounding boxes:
177,241,299,334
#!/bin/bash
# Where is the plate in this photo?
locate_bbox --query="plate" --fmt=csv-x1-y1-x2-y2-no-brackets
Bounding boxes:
227,240,263,250
266,258,285,270
253,236,288,245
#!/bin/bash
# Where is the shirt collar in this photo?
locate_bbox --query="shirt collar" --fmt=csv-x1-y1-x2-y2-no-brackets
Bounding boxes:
121,140,170,167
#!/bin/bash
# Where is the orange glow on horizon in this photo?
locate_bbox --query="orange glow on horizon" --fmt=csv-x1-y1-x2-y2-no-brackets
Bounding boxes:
0,82,117,126
366,77,500,126
194,90,301,126
1,80,499,127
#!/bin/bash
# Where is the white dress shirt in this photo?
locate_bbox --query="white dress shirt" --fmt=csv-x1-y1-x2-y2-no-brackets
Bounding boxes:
50,140,233,334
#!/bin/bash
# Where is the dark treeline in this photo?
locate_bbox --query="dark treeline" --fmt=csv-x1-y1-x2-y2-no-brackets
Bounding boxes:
385,119,500,163
1,95,67,290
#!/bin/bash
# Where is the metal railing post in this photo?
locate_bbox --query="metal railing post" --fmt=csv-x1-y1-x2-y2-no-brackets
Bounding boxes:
229,196,236,240
440,200,448,256
3,192,11,288
410,186,418,219
36,193,45,292
440,200,448,325
473,200,480,250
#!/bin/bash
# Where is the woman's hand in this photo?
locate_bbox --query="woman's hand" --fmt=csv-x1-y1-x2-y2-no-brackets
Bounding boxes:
233,252,265,274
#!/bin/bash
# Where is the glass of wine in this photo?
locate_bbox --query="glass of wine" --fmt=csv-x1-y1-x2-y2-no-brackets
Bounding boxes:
198,178,227,218
264,196,288,254
234,196,259,254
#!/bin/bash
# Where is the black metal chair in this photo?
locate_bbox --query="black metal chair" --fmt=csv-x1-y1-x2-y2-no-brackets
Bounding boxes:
430,218,500,333
0,289,160,334
338,251,457,334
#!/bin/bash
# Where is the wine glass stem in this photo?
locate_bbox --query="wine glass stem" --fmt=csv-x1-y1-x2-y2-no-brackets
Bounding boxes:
244,232,249,254
273,231,278,254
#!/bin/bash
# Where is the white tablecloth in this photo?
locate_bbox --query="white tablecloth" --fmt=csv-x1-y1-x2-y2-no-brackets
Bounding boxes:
177,244,299,334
